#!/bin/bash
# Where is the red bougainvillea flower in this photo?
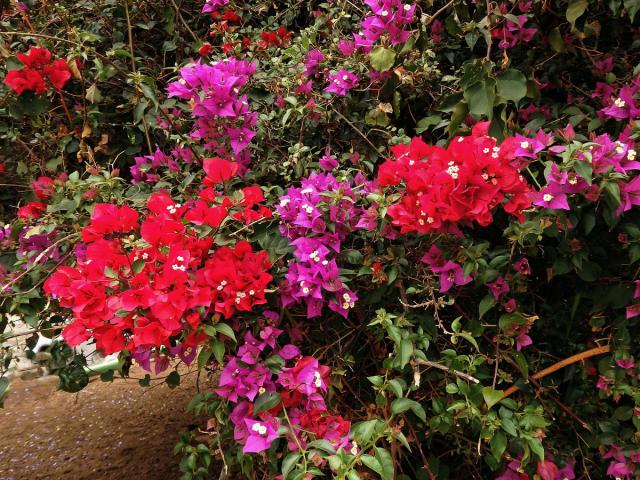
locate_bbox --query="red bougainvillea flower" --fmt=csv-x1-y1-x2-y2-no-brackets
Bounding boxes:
4,46,71,95
203,157,238,185
16,47,52,67
43,59,72,89
32,176,55,200
4,68,47,95
17,201,46,221
378,122,531,234
198,42,213,56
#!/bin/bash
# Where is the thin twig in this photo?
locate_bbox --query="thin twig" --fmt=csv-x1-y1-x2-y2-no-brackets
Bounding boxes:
168,0,200,43
413,358,480,384
424,0,457,28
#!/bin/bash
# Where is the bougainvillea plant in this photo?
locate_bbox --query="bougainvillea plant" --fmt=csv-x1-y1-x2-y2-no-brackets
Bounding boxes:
3,0,640,479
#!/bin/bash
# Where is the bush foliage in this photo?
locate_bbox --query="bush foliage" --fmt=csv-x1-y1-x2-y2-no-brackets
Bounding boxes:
2,0,640,478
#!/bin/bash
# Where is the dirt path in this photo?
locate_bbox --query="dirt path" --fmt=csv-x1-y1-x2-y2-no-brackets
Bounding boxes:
0,368,211,480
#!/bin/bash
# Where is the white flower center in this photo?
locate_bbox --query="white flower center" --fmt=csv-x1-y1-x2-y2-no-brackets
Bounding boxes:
543,193,553,202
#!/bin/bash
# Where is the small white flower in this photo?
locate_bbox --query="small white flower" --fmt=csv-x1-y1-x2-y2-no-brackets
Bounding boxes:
483,148,490,154
313,371,322,387
404,4,412,10
427,217,434,224
520,141,530,149
350,441,358,455
628,149,637,160
457,137,464,142
543,193,554,202
418,219,425,226
342,75,349,81
380,10,389,16
176,256,184,262
614,97,626,108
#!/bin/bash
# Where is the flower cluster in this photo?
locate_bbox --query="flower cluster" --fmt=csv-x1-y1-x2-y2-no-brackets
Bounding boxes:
378,122,532,234
217,323,354,456
496,454,575,480
167,58,257,167
4,46,71,95
130,147,195,184
352,0,416,52
525,127,640,215
324,70,359,97
277,172,373,318
601,444,640,479
598,76,640,121
491,14,538,49
44,181,273,355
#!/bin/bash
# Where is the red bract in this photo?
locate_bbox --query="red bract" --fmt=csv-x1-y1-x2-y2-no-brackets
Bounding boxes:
16,47,52,67
4,69,47,95
199,42,213,56
45,190,272,356
43,59,72,89
378,122,531,234
17,201,46,221
203,157,238,185
81,204,139,242
31,176,55,200
4,46,71,95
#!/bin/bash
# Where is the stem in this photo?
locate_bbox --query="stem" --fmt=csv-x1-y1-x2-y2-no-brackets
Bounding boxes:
58,89,73,125
282,405,308,471
413,358,480,384
123,0,154,155
501,344,610,399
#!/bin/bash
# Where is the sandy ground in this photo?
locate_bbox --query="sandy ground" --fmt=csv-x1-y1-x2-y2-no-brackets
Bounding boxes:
0,368,210,480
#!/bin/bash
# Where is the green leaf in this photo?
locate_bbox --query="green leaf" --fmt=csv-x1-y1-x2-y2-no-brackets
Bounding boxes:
375,447,395,480
479,295,496,319
527,437,545,461
282,452,300,479
566,0,588,29
625,0,640,21
490,431,507,461
132,259,145,274
139,374,151,387
0,377,9,408
399,339,413,369
464,79,496,118
306,439,337,453
482,387,504,408
496,69,527,102
253,391,281,414
391,397,426,420
85,83,103,104
214,323,236,342
212,339,225,363
369,46,396,72
574,160,593,185
166,371,180,389
361,455,383,476
351,419,380,444
548,27,566,53
197,347,213,369
415,115,442,134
